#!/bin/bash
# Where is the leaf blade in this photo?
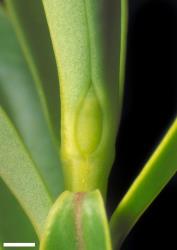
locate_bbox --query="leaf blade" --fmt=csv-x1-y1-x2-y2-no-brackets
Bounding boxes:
5,0,60,143
0,6,64,198
110,118,177,248
118,0,128,117
40,190,112,250
0,107,53,237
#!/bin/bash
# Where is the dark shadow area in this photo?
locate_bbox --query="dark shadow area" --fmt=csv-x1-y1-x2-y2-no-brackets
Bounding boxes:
108,0,177,249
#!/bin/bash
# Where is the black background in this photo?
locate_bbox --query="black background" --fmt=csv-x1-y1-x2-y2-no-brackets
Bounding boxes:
108,0,177,249
1,0,177,249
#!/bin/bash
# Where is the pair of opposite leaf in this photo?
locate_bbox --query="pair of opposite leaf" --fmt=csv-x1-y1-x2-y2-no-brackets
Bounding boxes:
0,0,177,250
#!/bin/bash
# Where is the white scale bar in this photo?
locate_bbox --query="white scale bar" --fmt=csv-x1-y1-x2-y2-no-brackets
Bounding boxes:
3,243,35,248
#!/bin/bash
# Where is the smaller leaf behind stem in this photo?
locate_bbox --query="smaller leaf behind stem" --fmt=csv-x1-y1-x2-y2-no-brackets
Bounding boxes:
0,6,64,199
110,117,177,248
5,0,60,144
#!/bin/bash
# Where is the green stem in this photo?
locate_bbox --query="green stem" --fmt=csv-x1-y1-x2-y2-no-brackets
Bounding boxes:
110,117,177,248
42,0,125,196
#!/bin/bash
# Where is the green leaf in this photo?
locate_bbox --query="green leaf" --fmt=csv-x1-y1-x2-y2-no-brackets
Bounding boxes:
40,190,112,250
5,0,60,143
0,107,53,237
0,179,39,250
0,7,64,198
42,0,128,196
110,118,177,248
118,0,128,118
